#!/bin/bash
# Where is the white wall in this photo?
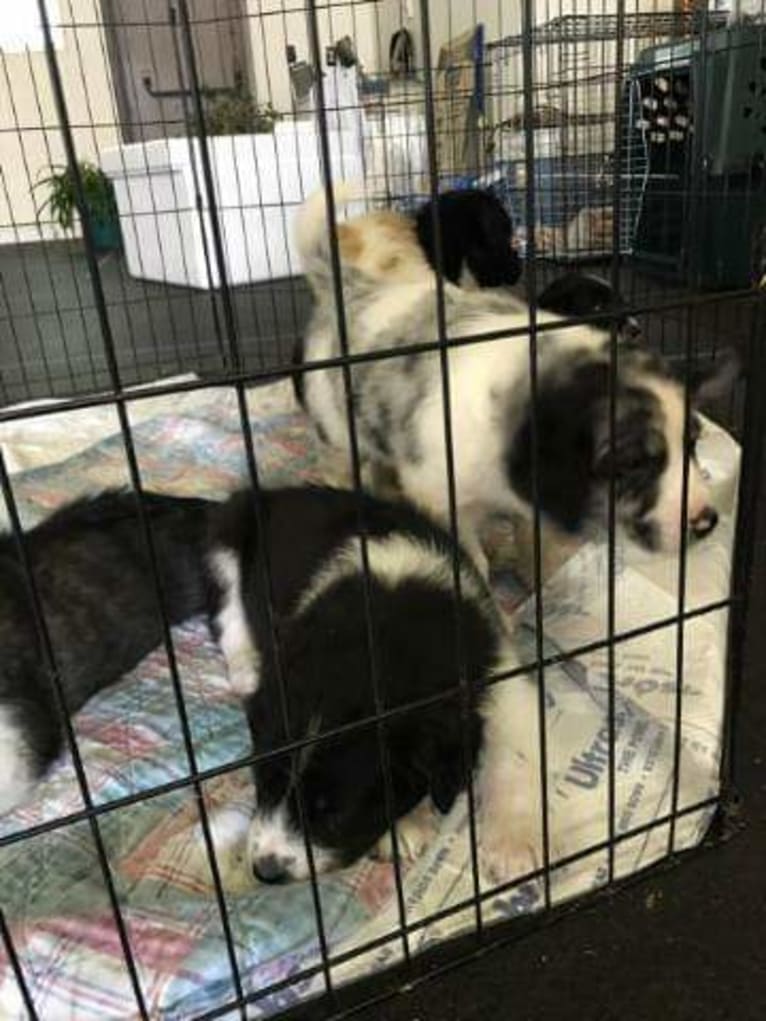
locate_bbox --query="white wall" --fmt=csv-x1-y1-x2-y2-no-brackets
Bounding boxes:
243,0,521,112
391,0,679,66
245,0,382,113
372,0,521,70
425,0,520,55
0,0,120,244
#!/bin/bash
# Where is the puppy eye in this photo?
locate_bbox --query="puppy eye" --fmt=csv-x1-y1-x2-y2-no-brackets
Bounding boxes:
621,454,644,472
615,453,647,478
310,793,333,817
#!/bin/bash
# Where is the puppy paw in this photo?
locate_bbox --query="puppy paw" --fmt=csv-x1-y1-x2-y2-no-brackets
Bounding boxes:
479,813,543,887
228,667,259,697
480,515,517,572
473,547,491,582
183,806,252,893
372,802,439,864
224,650,260,697
318,465,354,489
313,445,354,489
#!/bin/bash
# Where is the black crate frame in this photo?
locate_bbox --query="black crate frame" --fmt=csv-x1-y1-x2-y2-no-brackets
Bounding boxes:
0,2,765,1019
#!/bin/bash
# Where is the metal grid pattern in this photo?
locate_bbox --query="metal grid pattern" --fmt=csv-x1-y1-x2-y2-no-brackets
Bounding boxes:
0,2,764,1019
486,8,731,260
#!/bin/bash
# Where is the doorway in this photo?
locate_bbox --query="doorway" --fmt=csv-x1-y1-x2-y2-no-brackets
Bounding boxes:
102,0,252,142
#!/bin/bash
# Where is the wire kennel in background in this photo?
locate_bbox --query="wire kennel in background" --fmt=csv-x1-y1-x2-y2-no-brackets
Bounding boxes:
0,1,765,1019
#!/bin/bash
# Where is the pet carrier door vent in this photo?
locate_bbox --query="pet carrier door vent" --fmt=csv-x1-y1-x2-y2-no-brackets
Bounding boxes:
626,22,766,288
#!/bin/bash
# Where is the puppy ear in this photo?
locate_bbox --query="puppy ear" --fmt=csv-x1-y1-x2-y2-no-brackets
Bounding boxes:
414,201,463,285
466,200,521,288
537,272,611,316
688,349,741,409
508,360,609,533
466,241,522,289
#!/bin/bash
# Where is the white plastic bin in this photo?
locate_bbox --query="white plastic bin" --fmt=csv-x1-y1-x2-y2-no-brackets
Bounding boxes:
100,122,364,289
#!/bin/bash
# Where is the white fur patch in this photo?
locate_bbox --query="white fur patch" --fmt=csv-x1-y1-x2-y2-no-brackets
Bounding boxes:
641,374,712,552
0,706,36,815
294,532,483,619
184,805,252,892
477,641,546,883
208,548,260,696
372,798,439,863
247,802,336,881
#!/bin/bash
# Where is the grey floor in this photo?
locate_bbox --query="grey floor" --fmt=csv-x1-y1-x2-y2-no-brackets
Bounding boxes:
0,239,311,406
0,239,758,439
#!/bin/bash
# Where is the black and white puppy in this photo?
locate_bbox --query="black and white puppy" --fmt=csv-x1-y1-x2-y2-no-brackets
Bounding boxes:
207,485,536,884
296,198,720,572
537,271,642,341
0,490,212,814
414,188,522,289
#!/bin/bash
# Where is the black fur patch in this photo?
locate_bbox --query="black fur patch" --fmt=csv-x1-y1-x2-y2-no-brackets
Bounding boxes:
0,490,213,786
211,485,500,869
290,334,306,408
537,272,641,339
415,190,522,288
506,356,668,539
508,359,609,533
256,574,490,865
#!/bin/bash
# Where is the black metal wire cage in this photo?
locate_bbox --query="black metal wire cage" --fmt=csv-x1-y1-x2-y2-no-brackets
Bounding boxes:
1,1,765,1018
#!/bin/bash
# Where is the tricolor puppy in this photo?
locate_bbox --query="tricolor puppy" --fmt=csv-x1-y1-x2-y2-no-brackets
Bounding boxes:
294,183,520,290
0,490,211,814
207,486,539,885
292,185,520,405
296,197,720,572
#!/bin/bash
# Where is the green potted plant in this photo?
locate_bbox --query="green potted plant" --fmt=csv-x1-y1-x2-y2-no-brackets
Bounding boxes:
187,85,282,136
34,161,121,252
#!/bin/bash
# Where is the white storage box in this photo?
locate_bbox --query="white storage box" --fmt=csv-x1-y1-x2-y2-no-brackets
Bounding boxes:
100,123,364,289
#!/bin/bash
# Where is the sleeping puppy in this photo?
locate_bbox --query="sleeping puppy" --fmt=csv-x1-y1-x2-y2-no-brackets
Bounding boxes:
292,184,520,405
296,201,720,574
0,490,212,814
207,485,539,884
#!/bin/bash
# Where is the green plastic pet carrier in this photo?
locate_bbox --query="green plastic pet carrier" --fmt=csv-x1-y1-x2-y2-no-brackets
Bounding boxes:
627,22,766,290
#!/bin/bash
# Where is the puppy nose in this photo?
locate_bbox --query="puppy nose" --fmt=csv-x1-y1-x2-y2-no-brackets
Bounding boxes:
690,506,718,540
252,854,290,884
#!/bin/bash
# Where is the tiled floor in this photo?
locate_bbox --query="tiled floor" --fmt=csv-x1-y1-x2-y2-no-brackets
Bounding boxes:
0,239,311,406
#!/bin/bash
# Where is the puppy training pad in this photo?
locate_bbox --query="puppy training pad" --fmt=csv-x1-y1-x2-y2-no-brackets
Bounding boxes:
0,379,738,1019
